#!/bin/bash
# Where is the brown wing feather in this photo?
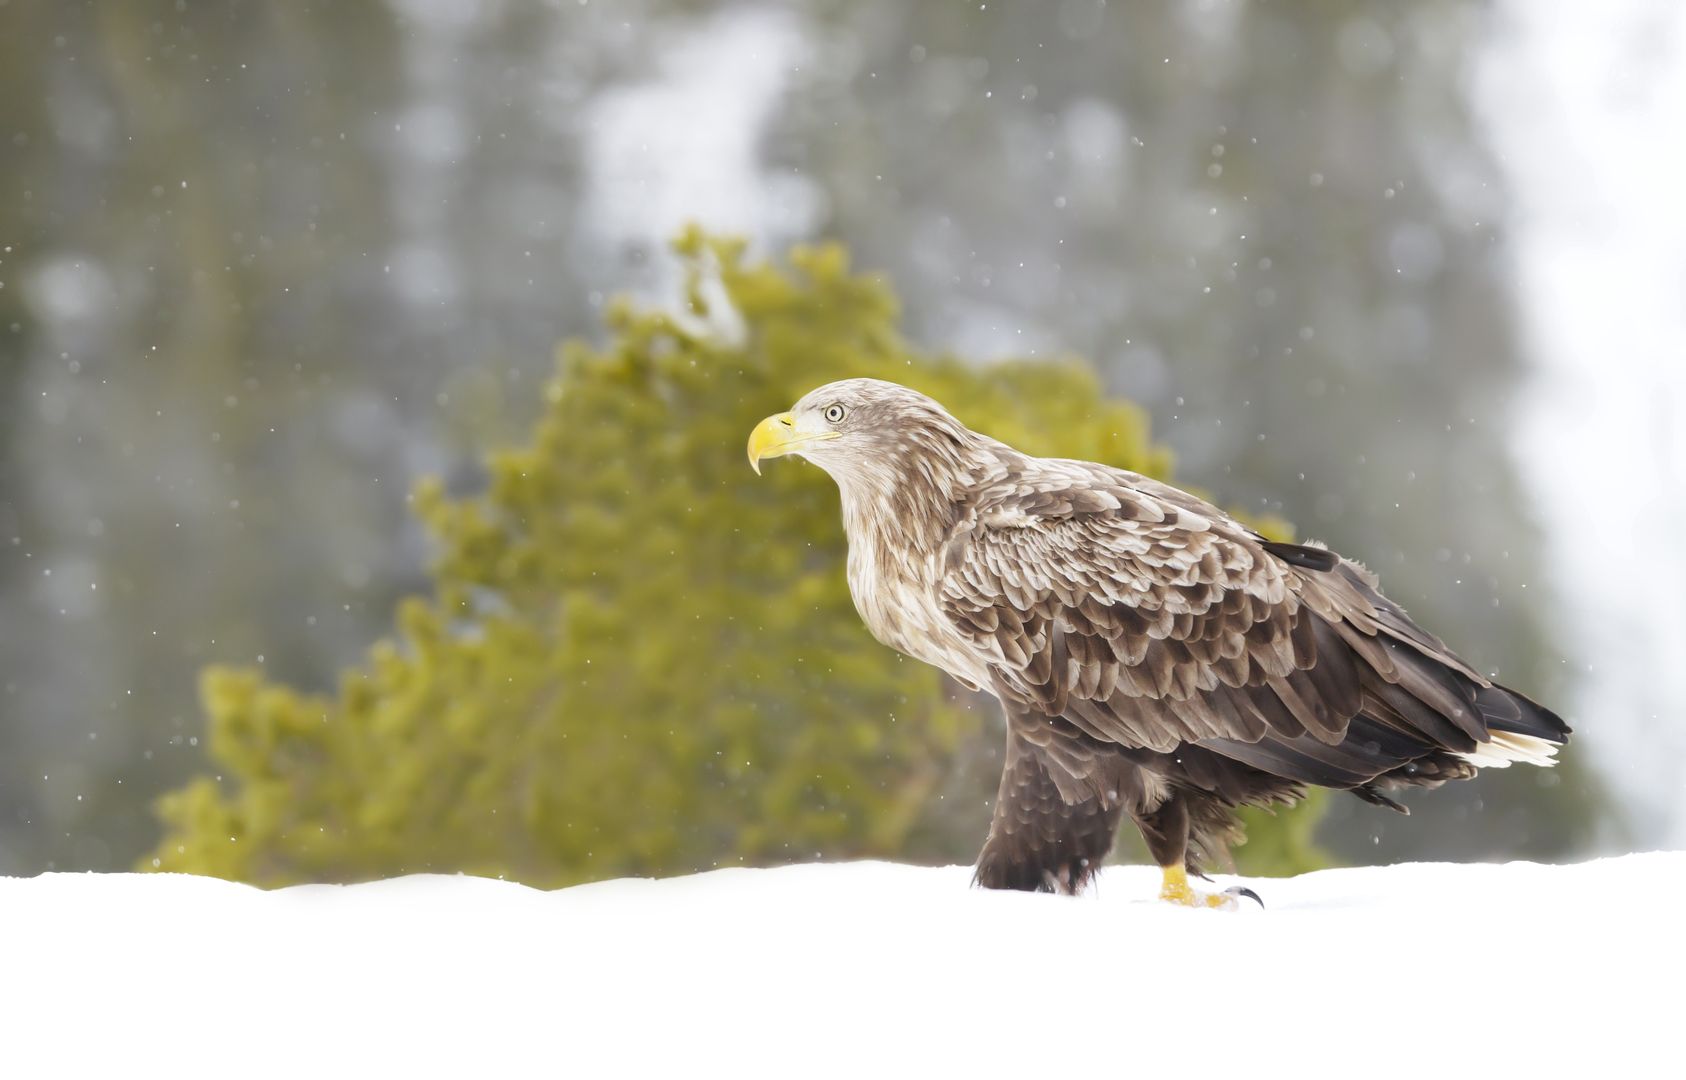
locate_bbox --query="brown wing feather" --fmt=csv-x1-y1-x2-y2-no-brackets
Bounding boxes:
940,470,1357,753
936,463,1558,784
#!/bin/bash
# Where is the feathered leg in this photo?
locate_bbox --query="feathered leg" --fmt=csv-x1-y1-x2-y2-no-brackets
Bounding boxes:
974,727,1124,894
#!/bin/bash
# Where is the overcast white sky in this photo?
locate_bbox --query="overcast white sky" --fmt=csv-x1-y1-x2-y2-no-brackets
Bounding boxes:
1480,0,1686,845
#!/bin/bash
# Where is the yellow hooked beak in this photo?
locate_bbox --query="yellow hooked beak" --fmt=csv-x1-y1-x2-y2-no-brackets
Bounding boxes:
747,411,839,474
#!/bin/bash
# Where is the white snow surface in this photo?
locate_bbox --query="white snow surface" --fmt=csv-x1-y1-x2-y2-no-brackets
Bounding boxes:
5,854,1680,1077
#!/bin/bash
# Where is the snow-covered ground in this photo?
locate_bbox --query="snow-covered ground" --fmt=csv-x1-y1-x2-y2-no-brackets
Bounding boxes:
4,855,1680,1077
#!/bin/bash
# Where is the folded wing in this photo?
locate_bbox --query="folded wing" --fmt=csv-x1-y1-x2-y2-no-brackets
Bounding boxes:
936,466,1567,795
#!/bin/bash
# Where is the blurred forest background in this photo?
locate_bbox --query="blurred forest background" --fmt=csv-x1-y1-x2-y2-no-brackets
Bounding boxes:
2,0,1682,882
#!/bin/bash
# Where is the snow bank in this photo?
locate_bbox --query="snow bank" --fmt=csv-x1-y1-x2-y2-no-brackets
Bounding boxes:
5,854,1680,1077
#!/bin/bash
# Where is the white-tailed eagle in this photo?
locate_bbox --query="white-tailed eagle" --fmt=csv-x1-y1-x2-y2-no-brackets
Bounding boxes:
748,379,1569,906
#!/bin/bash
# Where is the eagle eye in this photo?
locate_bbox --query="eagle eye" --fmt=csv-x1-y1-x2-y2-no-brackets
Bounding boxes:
823,404,846,424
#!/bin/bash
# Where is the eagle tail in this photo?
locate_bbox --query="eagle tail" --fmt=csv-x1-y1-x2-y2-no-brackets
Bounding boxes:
1453,684,1570,768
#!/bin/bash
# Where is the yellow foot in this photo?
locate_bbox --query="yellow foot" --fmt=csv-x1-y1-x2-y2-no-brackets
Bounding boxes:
1157,865,1263,910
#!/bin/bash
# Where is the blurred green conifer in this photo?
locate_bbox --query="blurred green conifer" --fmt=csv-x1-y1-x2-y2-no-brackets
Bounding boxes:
148,232,1325,886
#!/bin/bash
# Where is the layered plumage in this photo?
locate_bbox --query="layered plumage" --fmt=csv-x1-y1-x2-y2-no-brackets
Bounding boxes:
749,379,1569,895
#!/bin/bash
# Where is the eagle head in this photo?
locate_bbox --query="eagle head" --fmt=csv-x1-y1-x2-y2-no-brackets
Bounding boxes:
746,378,967,481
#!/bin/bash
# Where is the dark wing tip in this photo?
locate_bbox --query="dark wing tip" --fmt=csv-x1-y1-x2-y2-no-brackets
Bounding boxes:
1476,684,1572,742
1261,540,1341,572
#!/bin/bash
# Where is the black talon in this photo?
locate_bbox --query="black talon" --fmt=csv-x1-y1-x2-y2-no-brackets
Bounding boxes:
1225,886,1265,909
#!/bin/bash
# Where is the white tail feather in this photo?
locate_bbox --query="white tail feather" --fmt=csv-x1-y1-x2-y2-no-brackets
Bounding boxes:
1456,730,1562,769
